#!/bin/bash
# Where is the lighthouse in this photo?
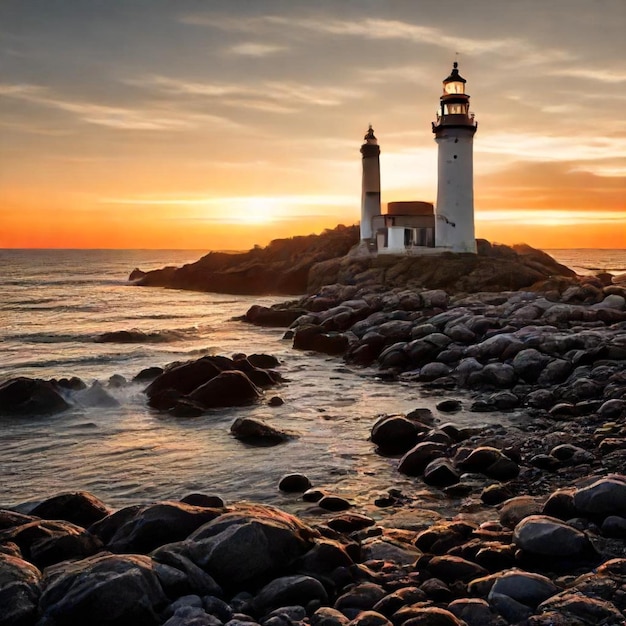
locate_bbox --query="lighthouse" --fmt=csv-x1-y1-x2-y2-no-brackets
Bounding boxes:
360,125,381,241
432,62,478,253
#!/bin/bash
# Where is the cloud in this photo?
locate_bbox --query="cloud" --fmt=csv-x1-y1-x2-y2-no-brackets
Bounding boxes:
478,132,626,162
551,67,626,83
477,209,626,226
181,13,569,67
127,75,364,110
227,42,287,57
0,82,240,131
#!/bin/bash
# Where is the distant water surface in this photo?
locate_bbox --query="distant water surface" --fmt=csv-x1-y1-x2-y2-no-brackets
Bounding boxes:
0,247,623,515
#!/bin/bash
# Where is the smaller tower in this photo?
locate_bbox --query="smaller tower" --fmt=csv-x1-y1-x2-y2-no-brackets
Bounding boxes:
432,62,478,253
360,125,381,241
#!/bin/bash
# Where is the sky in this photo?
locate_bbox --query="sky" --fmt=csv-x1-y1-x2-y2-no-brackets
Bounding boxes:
1,0,625,250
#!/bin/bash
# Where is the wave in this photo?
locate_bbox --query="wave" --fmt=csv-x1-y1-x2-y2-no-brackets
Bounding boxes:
8,350,152,371
94,324,213,344
7,332,93,344
581,266,626,272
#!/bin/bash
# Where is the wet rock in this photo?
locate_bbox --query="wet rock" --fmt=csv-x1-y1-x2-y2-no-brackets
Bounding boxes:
489,592,533,623
39,553,167,625
371,415,421,454
361,536,421,565
537,591,624,624
231,418,295,446
326,513,375,533
311,607,350,626
541,489,577,521
436,399,462,413
268,396,284,407
398,442,447,477
447,598,503,626
150,546,223,598
423,458,460,488
251,575,328,615
0,377,70,416
133,366,165,382
278,474,312,493
293,326,350,356
512,348,552,383
489,569,558,608
180,493,225,508
170,399,205,417
513,515,592,557
400,607,465,626
347,610,391,626
428,555,488,583
573,476,626,516
335,582,386,612
245,306,305,328
499,496,544,529
186,505,316,587
318,496,352,512
189,371,263,408
372,587,427,617
29,490,110,528
104,501,222,554
145,358,223,397
0,553,41,626
600,515,626,538
0,519,103,569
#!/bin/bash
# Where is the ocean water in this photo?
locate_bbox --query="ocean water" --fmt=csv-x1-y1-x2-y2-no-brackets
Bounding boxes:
0,248,624,517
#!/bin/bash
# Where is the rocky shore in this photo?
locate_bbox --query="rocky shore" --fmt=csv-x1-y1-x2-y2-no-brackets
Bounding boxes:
3,240,626,624
3,275,626,624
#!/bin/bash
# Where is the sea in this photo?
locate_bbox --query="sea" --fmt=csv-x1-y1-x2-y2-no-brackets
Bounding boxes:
1,248,625,517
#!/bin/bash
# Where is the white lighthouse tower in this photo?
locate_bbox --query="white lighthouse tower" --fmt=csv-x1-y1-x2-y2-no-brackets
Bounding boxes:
432,62,478,253
360,125,381,241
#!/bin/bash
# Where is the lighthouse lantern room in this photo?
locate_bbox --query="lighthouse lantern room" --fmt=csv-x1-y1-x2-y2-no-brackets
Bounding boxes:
432,62,478,253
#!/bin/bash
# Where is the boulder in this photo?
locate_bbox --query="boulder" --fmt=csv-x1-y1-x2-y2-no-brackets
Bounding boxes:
189,371,263,408
278,474,312,493
251,575,328,615
371,415,421,454
104,501,223,554
231,418,295,446
0,377,69,416
186,505,317,587
0,519,103,569
423,458,460,488
573,476,626,516
0,553,41,626
39,553,167,625
488,569,558,608
30,491,110,528
244,305,306,327
513,515,592,557
398,442,447,477
145,358,223,397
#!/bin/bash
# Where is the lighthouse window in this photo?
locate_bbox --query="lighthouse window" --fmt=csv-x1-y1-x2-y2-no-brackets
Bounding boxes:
453,155,458,159
444,103,466,115
444,81,465,94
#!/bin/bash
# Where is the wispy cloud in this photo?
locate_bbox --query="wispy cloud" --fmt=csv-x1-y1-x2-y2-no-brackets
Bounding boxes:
0,82,239,131
227,42,287,57
477,209,626,226
181,13,569,67
127,75,363,110
479,133,626,162
551,67,626,83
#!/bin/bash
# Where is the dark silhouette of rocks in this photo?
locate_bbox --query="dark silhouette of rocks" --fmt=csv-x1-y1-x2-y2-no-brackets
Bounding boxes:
133,225,360,295
133,226,577,297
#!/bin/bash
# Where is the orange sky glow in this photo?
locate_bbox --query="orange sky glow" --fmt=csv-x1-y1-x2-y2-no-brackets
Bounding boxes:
1,1,624,251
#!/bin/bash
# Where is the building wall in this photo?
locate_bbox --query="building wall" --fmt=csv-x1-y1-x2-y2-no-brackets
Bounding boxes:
435,127,476,253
